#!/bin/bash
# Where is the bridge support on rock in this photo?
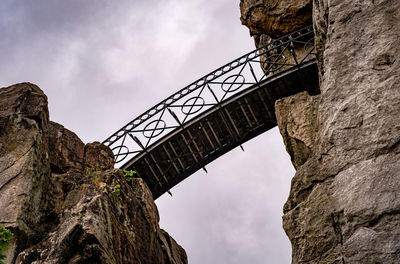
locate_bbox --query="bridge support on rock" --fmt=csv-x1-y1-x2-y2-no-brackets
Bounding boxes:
103,26,319,199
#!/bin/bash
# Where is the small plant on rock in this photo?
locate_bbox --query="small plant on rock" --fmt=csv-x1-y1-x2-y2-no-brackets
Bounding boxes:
111,184,121,198
0,227,13,264
123,170,136,182
111,170,137,200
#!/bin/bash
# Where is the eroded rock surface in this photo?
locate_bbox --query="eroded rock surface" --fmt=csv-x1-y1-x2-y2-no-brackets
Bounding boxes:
0,83,187,264
240,0,312,47
239,0,315,83
0,83,53,262
16,171,186,264
275,91,319,169
242,0,400,262
276,0,400,263
48,121,85,173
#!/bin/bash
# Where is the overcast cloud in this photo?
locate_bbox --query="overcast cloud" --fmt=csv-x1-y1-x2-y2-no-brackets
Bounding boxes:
0,1,294,263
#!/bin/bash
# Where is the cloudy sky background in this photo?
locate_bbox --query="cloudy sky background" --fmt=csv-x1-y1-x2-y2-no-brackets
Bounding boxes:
0,1,295,263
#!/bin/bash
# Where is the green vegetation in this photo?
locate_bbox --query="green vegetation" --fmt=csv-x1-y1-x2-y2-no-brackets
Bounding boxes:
111,184,121,198
111,170,136,200
0,227,13,264
123,170,136,182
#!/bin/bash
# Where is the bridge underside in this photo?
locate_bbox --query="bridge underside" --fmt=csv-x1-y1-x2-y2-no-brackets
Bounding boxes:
122,60,319,199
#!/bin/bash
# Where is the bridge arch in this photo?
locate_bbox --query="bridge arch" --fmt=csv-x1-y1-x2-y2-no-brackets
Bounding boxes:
103,26,319,199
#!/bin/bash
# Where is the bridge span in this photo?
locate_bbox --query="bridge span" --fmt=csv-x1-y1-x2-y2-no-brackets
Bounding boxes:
103,26,319,199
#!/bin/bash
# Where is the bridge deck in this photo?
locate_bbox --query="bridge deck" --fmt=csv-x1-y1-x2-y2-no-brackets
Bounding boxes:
122,60,318,199
103,26,319,199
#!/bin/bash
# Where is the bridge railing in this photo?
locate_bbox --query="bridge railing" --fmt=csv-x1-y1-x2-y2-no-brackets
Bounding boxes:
103,25,315,165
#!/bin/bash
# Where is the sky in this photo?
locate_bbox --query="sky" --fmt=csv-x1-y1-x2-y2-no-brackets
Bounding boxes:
0,1,295,263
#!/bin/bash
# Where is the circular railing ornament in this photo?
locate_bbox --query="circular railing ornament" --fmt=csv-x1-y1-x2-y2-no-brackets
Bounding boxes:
112,145,129,163
181,96,206,115
143,119,166,138
261,54,287,73
221,74,245,93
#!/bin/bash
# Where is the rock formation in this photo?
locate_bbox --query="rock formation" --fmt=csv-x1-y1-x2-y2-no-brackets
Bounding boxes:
0,83,187,264
240,0,312,48
242,0,400,263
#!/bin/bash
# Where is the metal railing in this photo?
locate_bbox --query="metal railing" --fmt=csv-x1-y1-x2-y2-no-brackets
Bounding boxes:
103,25,315,166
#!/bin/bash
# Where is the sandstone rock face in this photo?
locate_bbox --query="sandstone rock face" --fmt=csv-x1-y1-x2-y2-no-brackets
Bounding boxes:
0,83,187,264
241,0,400,262
0,83,53,262
275,91,319,169
83,141,115,170
48,121,85,173
16,172,186,264
239,0,315,83
275,0,400,263
240,0,312,46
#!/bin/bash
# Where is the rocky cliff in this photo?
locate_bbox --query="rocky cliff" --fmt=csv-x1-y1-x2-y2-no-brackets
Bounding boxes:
241,0,400,263
0,83,187,264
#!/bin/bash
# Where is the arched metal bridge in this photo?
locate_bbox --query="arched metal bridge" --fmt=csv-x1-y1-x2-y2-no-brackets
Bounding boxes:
103,26,319,199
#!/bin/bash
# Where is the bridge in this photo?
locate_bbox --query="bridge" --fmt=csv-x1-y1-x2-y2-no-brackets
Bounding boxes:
103,26,319,199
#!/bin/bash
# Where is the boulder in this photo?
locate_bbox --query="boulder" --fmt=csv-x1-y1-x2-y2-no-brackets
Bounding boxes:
83,141,114,170
48,121,85,173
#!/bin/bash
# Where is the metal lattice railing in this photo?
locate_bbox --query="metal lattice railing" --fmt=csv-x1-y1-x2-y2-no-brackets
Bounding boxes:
103,25,315,166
